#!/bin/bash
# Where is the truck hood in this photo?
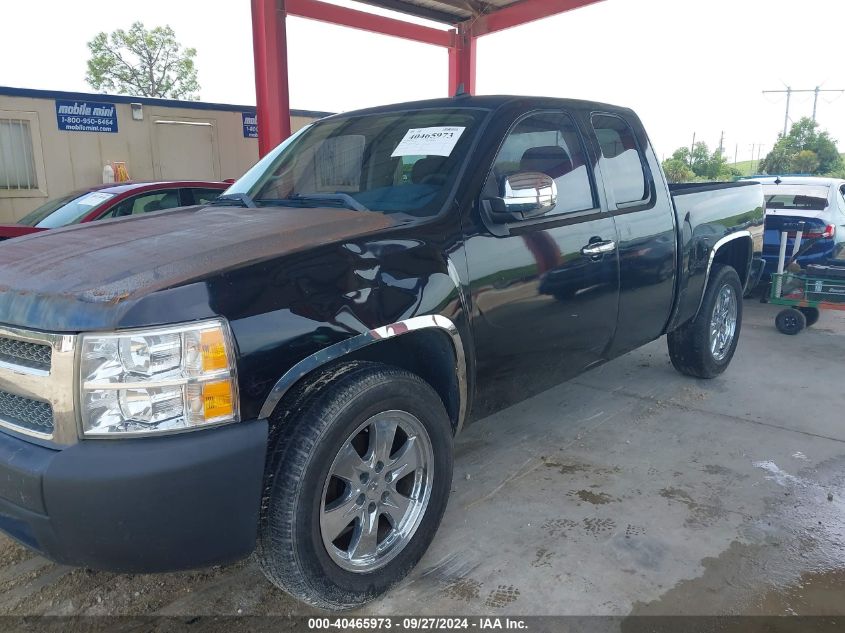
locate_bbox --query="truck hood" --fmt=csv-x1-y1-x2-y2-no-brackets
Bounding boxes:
0,205,395,332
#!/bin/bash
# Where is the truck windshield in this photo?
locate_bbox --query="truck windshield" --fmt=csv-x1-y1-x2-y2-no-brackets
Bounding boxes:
228,108,485,217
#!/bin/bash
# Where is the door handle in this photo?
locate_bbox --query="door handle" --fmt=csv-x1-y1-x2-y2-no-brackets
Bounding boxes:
581,240,617,257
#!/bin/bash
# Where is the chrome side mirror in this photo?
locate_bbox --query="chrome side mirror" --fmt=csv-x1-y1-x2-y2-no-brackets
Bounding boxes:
486,172,557,223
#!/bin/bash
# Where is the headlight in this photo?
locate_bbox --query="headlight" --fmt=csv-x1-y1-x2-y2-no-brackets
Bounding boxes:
80,319,239,436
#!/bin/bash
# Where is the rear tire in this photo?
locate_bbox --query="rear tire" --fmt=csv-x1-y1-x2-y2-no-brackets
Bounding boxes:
776,308,806,335
667,264,743,378
798,306,820,327
257,361,453,610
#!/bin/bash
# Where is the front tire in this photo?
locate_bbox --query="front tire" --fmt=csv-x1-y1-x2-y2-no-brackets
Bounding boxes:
668,264,743,378
257,361,453,610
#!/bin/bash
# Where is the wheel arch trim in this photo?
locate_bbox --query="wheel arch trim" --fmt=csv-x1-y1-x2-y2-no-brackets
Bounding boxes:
257,315,468,433
693,230,752,319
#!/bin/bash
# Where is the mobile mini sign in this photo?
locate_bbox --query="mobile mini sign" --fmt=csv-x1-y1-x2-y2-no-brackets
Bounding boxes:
55,100,118,133
242,112,258,138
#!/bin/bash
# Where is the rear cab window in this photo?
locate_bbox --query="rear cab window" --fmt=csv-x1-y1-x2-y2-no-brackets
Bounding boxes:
591,113,652,208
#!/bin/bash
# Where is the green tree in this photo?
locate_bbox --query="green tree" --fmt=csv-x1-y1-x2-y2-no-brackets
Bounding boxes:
759,117,842,175
662,158,695,183
688,142,711,175
792,150,820,174
761,145,792,174
663,142,736,182
86,22,200,99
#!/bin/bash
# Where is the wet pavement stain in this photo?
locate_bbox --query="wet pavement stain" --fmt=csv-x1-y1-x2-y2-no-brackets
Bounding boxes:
582,518,616,537
749,569,845,615
634,456,845,617
703,464,735,476
541,458,589,475
567,489,616,505
484,585,520,608
542,519,578,537
530,549,554,568
625,524,647,537
658,486,694,504
440,578,482,603
659,486,726,527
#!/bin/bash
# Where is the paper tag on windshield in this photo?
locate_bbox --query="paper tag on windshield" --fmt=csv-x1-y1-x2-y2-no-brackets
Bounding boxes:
76,192,115,207
391,126,466,158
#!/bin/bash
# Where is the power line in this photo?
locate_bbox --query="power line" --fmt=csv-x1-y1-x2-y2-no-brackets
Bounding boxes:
762,86,844,136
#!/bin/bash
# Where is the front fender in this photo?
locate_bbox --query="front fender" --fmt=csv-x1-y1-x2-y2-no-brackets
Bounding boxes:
226,237,469,423
256,314,468,433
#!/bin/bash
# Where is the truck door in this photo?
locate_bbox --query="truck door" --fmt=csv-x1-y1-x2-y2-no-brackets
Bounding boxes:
588,113,677,356
464,110,620,417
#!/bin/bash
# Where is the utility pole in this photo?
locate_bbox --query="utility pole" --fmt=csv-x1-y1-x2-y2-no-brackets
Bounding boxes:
749,144,764,174
718,131,725,156
763,86,843,134
734,144,738,166
783,87,790,136
689,132,696,167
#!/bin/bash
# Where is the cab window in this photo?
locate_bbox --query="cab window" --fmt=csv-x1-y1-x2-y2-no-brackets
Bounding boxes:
591,114,649,206
485,111,595,216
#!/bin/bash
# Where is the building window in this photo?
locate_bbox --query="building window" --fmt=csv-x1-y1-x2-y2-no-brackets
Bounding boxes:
0,111,46,200
0,118,38,190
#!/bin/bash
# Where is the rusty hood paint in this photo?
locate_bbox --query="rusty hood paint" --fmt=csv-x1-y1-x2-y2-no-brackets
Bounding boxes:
0,205,395,332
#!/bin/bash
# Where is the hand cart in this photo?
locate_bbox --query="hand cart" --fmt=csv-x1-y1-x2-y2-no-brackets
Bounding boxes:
769,220,845,334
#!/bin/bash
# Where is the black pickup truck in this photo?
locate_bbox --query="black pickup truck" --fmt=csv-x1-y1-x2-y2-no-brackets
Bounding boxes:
0,96,762,609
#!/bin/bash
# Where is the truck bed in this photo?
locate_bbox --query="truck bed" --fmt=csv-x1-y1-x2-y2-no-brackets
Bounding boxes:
667,180,764,329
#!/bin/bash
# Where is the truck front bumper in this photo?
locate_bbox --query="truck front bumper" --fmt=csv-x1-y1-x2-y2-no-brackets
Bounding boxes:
0,419,267,573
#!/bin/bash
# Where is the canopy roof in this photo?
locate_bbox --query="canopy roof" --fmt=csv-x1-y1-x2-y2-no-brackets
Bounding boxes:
284,0,605,38
353,0,526,25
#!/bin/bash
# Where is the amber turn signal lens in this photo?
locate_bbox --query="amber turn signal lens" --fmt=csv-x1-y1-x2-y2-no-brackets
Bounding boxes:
202,380,234,420
201,329,228,372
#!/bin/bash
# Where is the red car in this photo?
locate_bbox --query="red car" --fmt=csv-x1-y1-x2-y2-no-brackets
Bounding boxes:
0,181,229,239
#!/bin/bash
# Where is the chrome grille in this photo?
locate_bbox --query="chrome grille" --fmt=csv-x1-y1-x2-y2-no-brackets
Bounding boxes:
0,389,53,435
0,325,77,445
0,336,51,371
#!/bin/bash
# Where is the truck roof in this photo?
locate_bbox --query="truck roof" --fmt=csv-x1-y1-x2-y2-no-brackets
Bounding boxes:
321,95,636,120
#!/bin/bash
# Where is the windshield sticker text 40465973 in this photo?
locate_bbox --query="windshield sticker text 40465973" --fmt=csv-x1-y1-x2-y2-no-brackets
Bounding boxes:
391,126,466,158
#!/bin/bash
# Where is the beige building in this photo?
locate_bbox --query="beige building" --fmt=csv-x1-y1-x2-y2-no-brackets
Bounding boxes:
0,86,330,222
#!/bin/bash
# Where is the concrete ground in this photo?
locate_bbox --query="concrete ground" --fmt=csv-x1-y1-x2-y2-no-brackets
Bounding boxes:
1,299,844,618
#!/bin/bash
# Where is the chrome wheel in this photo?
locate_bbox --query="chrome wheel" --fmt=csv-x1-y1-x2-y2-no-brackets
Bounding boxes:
320,410,434,573
709,284,737,362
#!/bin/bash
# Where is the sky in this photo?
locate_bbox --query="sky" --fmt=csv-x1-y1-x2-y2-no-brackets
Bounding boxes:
2,0,843,164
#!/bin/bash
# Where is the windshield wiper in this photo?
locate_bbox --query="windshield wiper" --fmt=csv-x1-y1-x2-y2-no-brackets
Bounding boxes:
288,193,369,212
210,193,257,208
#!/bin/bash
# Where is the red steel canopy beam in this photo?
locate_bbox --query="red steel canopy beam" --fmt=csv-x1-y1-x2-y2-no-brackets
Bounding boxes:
287,0,453,47
251,0,606,155
468,0,606,37
252,0,292,157
448,29,476,96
